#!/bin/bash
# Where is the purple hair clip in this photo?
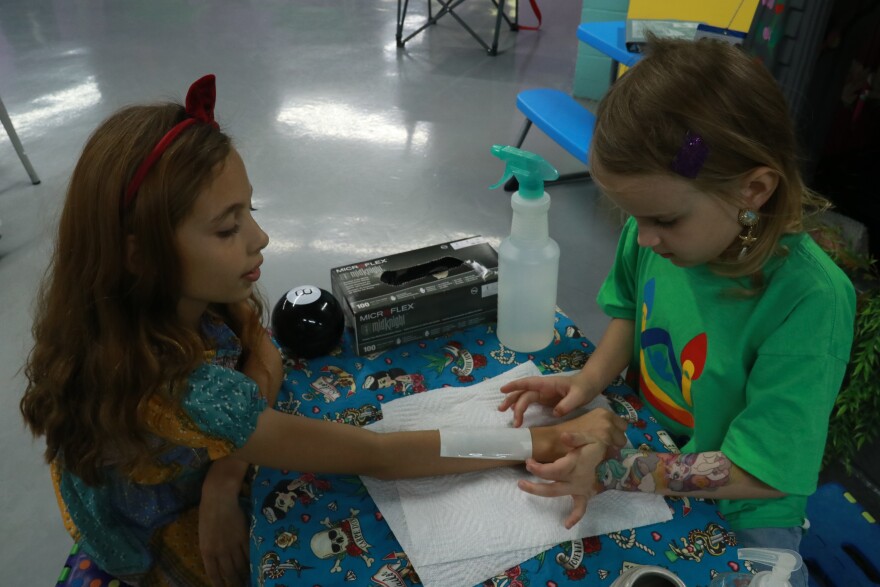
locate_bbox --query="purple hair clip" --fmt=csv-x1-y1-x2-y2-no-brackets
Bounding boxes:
671,131,709,179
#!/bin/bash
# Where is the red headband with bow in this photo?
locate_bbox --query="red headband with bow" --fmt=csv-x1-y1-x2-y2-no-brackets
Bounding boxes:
122,74,219,209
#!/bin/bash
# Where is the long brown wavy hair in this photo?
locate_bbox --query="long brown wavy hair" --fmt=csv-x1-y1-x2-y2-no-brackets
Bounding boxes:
591,37,829,279
21,103,265,485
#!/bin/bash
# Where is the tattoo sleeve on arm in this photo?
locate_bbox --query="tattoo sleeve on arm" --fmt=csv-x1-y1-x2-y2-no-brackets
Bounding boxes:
597,449,732,494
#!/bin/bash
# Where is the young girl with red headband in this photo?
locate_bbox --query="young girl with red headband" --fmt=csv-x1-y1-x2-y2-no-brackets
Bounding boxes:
20,75,627,587
499,39,856,587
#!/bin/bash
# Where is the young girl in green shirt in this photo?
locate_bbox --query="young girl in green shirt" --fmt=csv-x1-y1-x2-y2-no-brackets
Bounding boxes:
500,38,856,587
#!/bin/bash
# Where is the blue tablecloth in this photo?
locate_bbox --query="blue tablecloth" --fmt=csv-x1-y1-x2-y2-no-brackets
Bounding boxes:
250,311,741,587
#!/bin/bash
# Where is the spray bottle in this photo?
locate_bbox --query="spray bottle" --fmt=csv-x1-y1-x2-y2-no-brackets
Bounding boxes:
709,548,804,587
489,145,560,352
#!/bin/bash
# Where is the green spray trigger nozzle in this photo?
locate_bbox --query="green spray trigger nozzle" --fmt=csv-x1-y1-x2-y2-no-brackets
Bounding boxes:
489,145,559,199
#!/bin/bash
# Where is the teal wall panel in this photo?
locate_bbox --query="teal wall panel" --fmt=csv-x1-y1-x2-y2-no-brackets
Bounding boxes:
573,0,629,100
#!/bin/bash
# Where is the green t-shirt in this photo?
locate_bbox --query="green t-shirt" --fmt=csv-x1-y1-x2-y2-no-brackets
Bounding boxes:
597,217,855,530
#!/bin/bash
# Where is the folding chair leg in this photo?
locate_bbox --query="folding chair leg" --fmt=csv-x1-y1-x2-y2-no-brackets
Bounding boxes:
491,0,518,32
396,0,408,45
512,118,532,149
398,0,432,47
488,0,505,55
0,96,40,185
608,59,620,86
504,171,592,192
397,0,512,54
545,170,592,186
441,0,495,54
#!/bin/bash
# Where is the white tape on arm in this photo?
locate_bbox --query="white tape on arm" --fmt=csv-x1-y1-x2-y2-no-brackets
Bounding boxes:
439,428,533,460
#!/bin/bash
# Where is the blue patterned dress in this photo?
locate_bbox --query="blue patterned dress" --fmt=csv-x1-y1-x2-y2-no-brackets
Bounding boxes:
51,316,267,586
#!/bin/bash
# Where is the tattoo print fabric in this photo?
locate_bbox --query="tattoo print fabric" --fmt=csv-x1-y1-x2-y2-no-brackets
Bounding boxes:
250,312,741,587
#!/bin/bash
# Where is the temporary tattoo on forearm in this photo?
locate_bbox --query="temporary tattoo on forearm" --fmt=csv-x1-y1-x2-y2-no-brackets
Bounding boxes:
596,449,732,494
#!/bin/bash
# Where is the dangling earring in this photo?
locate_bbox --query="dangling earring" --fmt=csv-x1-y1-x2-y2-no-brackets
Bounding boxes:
737,209,759,260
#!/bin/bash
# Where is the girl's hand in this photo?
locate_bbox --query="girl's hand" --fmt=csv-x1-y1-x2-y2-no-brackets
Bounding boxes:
556,409,628,450
519,432,607,529
199,483,250,587
499,374,595,427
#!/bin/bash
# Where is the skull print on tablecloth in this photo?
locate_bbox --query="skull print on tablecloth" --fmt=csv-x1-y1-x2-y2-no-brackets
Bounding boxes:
309,508,374,573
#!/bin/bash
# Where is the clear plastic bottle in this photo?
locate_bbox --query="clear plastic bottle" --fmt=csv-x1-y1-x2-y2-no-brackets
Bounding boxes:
710,548,803,587
490,145,560,352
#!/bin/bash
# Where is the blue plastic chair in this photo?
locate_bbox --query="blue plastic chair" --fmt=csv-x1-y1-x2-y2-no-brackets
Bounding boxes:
504,21,640,191
576,21,640,69
801,482,880,587
503,88,596,191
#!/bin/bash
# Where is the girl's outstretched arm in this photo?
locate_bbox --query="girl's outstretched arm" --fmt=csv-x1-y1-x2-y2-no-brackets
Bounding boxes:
592,448,783,499
519,433,783,527
232,408,621,480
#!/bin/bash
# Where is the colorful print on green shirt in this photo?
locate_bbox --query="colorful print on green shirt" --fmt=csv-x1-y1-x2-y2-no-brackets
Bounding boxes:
638,276,705,430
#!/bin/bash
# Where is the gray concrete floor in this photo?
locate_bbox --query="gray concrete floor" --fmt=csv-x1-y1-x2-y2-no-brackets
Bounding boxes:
0,1,620,584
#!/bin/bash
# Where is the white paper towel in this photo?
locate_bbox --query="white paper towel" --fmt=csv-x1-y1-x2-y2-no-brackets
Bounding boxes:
361,362,672,586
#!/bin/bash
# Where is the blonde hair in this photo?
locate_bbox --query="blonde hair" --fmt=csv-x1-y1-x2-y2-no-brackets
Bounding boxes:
21,103,265,485
591,37,827,278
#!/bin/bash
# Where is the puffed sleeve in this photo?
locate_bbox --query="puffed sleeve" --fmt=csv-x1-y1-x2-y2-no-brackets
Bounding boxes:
146,363,268,460
597,216,640,320
721,263,856,496
182,363,268,449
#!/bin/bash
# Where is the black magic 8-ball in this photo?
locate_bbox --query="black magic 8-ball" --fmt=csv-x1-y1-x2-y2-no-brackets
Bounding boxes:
271,286,345,358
